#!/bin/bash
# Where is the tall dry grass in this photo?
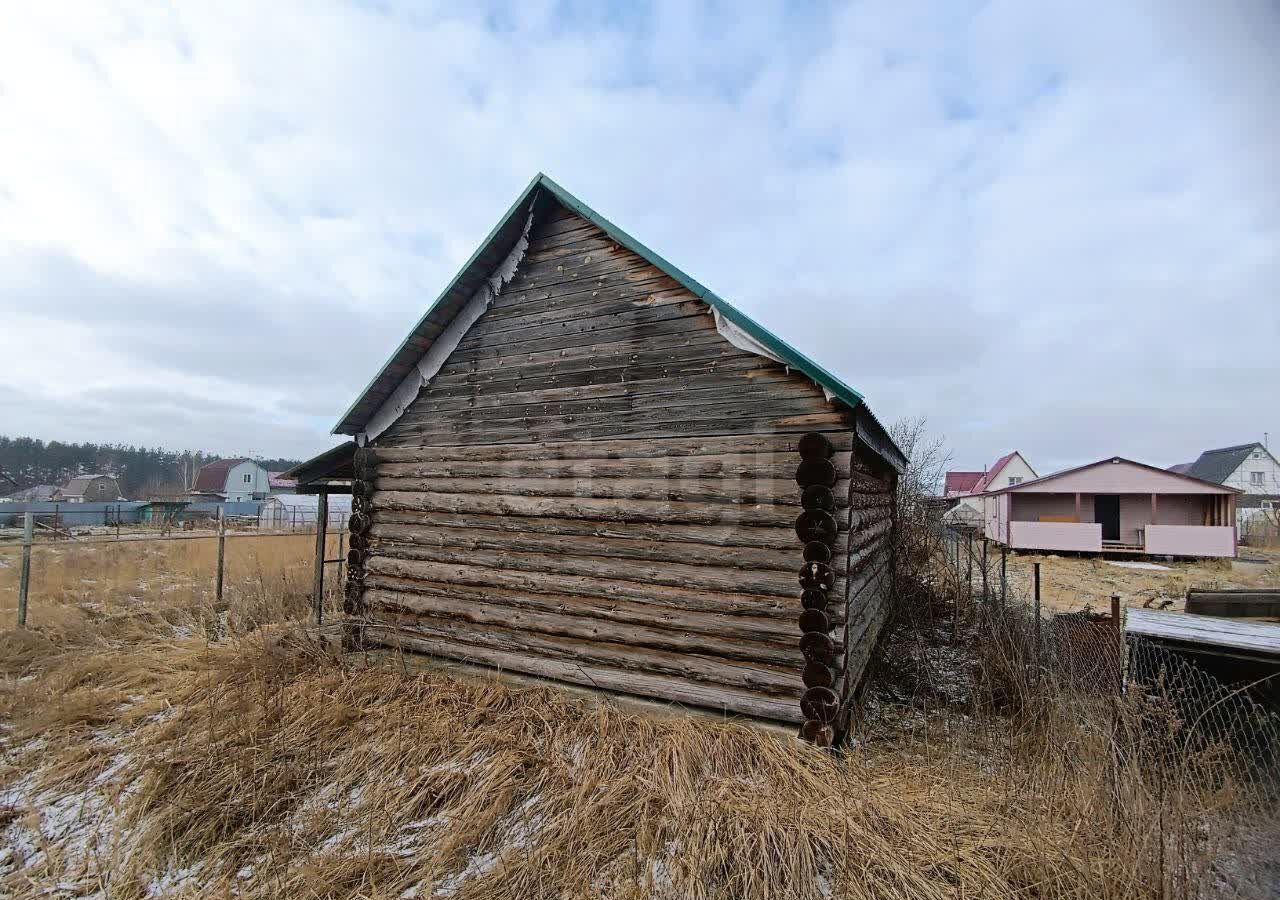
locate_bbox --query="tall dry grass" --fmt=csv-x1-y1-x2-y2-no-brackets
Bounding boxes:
1,534,1276,898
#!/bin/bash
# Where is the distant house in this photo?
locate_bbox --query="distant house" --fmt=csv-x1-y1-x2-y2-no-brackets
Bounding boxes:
267,472,297,494
944,451,1038,527
2,484,61,502
60,475,123,503
943,471,982,497
983,457,1240,558
1171,442,1280,537
189,459,272,502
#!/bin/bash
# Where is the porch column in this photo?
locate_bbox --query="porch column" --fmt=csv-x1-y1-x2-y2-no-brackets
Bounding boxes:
1150,493,1158,524
1074,492,1081,522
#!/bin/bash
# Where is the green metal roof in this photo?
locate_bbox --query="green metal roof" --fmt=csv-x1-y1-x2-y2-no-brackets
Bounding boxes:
333,173,904,472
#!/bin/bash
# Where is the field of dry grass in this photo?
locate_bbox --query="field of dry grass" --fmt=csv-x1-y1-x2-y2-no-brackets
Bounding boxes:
978,547,1280,615
1,537,1276,898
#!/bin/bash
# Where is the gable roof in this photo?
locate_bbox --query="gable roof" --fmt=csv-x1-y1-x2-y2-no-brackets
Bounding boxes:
190,459,248,493
983,456,1240,496
1167,462,1193,475
61,475,119,497
967,451,1035,495
944,471,983,495
1185,442,1273,485
332,173,904,472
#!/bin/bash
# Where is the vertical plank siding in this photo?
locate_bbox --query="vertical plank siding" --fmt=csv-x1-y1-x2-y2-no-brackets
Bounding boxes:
354,204,895,726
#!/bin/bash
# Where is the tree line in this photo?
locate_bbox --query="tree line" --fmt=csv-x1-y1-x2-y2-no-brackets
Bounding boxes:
0,435,302,500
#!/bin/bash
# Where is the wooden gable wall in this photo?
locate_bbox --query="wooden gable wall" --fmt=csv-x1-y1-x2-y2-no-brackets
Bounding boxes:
350,201,895,732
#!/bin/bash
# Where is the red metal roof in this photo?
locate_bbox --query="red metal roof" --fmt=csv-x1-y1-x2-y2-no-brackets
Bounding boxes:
190,459,247,493
970,451,1018,495
944,471,983,495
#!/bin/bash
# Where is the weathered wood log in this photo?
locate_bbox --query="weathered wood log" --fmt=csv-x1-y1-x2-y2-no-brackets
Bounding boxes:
423,366,801,415
795,510,838,545
802,662,834,689
798,609,830,634
389,398,840,444
396,379,826,428
798,432,834,459
795,458,837,488
364,555,803,619
801,589,829,610
368,590,807,668
363,629,804,723
802,541,832,564
349,532,368,552
348,513,370,535
367,542,826,600
367,522,830,574
344,580,363,614
368,615,803,698
352,479,372,499
376,450,855,482
800,687,840,722
346,548,365,568
354,447,378,476
372,475,832,508
382,411,851,448
799,720,834,746
361,574,812,644
372,510,849,554
371,434,854,462
798,562,835,593
375,489,842,530
801,484,835,512
799,632,835,665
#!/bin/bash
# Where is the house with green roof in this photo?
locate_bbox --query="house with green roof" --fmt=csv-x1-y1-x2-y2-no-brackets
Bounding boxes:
318,173,904,746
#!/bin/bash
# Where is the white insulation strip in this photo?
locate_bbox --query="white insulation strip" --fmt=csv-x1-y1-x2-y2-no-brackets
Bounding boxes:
360,207,535,443
711,308,836,403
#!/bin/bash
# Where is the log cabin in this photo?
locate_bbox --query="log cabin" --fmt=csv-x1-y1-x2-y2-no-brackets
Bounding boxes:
303,174,906,746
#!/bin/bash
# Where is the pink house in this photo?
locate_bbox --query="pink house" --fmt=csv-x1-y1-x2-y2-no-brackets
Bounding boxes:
982,457,1241,558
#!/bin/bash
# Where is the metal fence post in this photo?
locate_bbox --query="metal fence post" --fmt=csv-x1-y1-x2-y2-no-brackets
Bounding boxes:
215,507,226,606
17,512,33,627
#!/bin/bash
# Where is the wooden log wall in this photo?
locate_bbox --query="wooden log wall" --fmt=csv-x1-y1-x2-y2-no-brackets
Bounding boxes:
351,201,895,728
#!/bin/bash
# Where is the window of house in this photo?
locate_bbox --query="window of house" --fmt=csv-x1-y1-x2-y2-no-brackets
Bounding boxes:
1008,476,1023,486
1251,471,1265,485
243,473,253,484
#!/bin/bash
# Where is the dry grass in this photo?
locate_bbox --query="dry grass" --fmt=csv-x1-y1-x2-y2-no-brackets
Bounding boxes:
981,548,1280,616
1,539,1276,899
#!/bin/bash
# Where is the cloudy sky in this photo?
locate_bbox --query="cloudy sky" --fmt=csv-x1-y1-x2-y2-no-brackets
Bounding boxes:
1,1,1277,474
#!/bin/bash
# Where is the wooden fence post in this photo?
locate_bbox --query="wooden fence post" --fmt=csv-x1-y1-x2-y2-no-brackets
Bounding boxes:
1110,593,1123,693
17,512,33,628
966,532,973,605
1033,562,1042,669
1000,545,1007,610
313,492,329,626
981,539,988,604
215,507,226,606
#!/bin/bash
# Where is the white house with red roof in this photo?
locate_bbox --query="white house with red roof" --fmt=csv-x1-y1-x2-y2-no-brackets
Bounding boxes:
944,451,1038,526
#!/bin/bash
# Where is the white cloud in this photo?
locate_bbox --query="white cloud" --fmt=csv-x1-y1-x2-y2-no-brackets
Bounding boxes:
0,0,1276,469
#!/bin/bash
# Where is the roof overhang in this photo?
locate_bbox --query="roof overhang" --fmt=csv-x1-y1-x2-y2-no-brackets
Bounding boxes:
283,443,356,495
